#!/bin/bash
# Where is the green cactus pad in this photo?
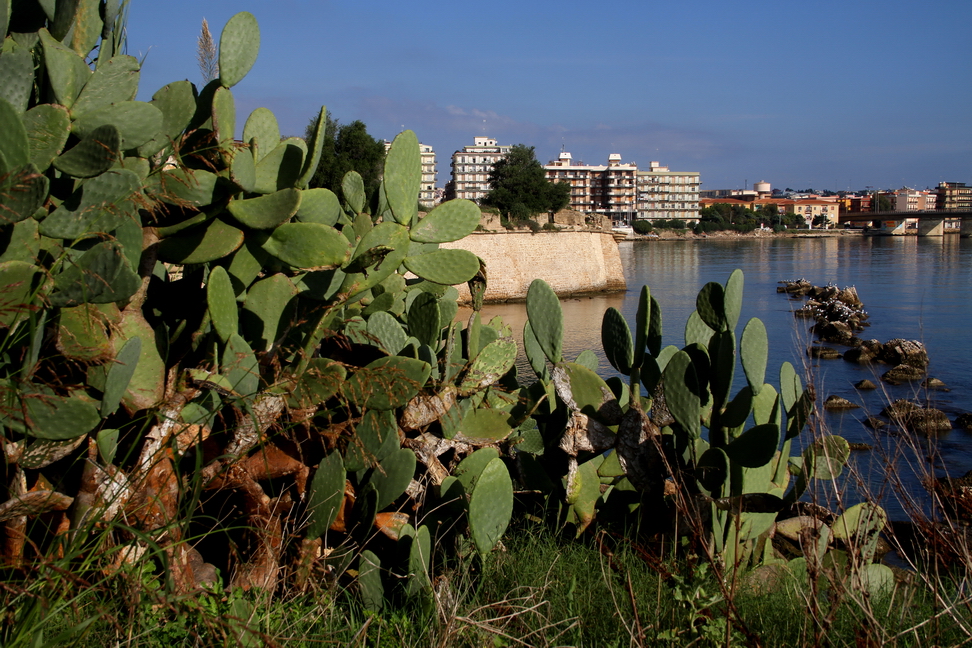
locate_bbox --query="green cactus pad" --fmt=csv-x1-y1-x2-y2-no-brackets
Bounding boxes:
306,450,346,540
459,339,517,396
110,310,164,412
725,423,780,468
663,350,703,437
50,241,139,307
242,107,280,163
39,28,91,109
523,321,550,380
346,356,431,410
296,188,342,226
156,168,224,208
218,12,260,88
647,295,663,356
557,362,622,425
55,304,112,361
526,279,563,364
24,104,71,171
40,168,140,238
403,248,480,285
53,124,119,178
566,456,602,533
405,524,432,598
696,447,730,496
100,336,141,417
631,285,650,368
751,384,779,426
344,409,397,471
409,199,481,243
23,391,100,440
370,448,416,511
71,100,163,150
299,106,326,188
459,408,513,442
365,311,406,355
357,550,384,613
241,273,297,351
0,99,28,169
260,222,351,270
707,330,735,405
227,188,301,230
684,310,715,348
157,217,244,265
740,317,768,395
339,222,411,297
342,171,366,215
229,146,256,192
696,281,727,332
71,55,140,121
211,86,236,148
254,138,305,194
221,334,259,397
96,428,119,465
723,269,744,331
0,165,49,224
832,501,887,564
137,80,197,158
806,435,850,480
0,261,41,328
63,0,101,55
779,361,800,413
452,447,498,493
406,291,440,347
383,130,421,225
601,306,634,375
291,357,346,409
0,46,33,113
721,386,754,429
468,457,513,555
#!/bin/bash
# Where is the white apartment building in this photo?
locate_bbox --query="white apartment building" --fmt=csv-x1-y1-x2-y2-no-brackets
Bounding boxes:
636,162,701,223
893,187,937,212
420,143,437,206
451,137,512,202
543,152,638,224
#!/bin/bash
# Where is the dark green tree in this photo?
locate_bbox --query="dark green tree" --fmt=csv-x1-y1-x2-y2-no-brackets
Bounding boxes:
305,112,386,203
483,145,570,218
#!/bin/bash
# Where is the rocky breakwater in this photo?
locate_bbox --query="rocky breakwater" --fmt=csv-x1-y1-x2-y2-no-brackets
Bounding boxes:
778,279,953,435
441,230,626,303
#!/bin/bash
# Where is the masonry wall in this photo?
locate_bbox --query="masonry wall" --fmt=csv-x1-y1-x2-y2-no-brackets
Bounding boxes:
441,231,626,303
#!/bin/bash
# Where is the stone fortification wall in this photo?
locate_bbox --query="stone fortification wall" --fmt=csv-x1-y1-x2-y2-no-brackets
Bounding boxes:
441,231,626,303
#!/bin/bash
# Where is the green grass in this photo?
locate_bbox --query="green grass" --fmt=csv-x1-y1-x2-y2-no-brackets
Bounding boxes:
5,521,971,647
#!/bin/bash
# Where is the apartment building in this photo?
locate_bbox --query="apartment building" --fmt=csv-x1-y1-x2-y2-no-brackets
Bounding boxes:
936,182,972,211
543,152,638,224
636,162,701,223
450,137,512,203
893,187,937,212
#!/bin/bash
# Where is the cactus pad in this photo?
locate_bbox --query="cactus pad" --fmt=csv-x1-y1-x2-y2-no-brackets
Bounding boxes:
526,279,563,364
468,457,513,555
306,450,346,540
218,12,260,88
410,199,481,243
403,249,480,286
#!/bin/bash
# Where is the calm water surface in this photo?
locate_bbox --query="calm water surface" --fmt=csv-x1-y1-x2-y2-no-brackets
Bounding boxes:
463,235,972,519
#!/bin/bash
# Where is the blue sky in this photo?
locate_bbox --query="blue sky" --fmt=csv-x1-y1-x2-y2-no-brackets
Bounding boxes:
128,1,971,192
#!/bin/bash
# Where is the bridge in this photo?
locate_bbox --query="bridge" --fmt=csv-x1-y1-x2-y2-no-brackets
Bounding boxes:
839,210,972,237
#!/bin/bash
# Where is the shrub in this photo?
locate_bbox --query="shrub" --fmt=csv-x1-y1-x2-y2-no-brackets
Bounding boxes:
632,220,653,235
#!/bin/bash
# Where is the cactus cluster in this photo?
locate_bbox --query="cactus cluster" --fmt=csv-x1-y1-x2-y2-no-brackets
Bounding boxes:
0,5,520,607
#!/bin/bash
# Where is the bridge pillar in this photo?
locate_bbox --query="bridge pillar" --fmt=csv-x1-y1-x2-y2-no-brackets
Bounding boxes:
918,217,945,236
962,216,972,238
882,219,907,235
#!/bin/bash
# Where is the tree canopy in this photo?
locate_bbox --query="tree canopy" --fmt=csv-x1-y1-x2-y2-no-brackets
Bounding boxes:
304,112,386,204
483,145,570,219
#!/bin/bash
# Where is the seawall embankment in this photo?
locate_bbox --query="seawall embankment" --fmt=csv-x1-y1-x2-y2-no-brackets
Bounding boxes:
441,230,626,304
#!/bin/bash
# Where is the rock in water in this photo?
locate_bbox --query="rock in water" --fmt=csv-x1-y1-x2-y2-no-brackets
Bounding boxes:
854,379,877,390
824,395,859,410
903,408,952,436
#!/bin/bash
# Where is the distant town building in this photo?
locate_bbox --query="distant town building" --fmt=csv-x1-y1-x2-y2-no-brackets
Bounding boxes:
936,182,972,212
450,137,512,203
636,161,701,223
892,187,937,212
543,152,638,224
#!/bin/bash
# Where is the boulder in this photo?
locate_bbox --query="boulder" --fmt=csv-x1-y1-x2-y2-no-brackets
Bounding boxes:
837,286,863,308
844,347,877,364
882,364,926,385
881,399,919,419
813,320,853,344
923,377,950,392
879,339,929,369
809,346,842,360
824,395,859,410
854,379,877,390
903,408,952,436
956,413,972,431
863,415,887,430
